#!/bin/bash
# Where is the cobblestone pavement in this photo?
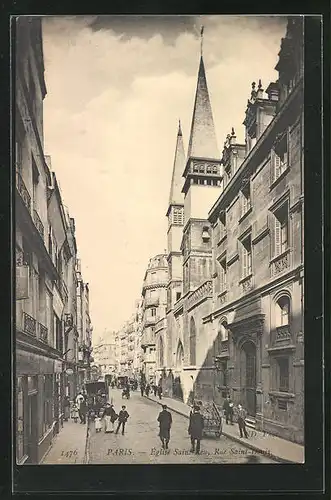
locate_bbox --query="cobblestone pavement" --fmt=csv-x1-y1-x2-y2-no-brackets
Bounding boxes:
88,390,278,464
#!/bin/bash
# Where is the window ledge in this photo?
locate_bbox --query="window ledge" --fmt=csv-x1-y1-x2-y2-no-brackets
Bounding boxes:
239,273,253,285
217,289,227,298
268,391,295,399
238,206,253,224
269,247,291,265
270,166,290,190
217,234,227,246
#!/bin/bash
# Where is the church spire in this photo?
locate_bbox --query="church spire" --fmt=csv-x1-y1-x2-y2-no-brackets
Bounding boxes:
187,53,219,160
167,120,186,214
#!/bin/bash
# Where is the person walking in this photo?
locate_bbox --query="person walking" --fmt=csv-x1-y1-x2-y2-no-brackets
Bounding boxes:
115,406,130,435
153,384,158,397
188,406,204,454
157,404,172,449
237,403,249,438
94,413,102,433
63,396,70,421
79,398,87,424
71,403,79,423
103,403,118,433
145,384,150,397
157,384,163,400
223,396,234,425
140,382,145,397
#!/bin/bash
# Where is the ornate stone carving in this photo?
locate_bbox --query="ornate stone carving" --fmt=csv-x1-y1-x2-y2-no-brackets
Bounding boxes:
187,280,212,309
271,252,290,276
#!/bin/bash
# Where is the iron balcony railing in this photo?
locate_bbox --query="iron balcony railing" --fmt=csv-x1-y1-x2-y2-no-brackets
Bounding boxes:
16,171,31,212
33,209,44,240
23,312,37,336
38,322,48,342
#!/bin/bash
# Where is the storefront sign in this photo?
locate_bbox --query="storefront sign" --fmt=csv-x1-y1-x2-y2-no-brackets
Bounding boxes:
16,265,29,300
66,368,74,375
53,285,64,319
16,349,55,375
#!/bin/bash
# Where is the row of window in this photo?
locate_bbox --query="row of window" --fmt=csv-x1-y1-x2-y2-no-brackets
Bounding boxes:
217,202,289,288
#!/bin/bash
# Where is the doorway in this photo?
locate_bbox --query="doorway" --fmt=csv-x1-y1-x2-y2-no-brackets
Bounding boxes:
241,341,257,416
27,393,38,464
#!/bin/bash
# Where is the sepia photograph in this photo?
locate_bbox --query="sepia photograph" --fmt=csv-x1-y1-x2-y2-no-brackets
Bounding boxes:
15,14,305,467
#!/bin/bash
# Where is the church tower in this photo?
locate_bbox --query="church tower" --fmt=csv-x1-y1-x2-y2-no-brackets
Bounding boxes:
166,121,186,313
182,53,223,295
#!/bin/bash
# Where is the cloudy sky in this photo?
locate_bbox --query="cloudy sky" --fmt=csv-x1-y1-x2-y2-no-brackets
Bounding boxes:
41,15,287,339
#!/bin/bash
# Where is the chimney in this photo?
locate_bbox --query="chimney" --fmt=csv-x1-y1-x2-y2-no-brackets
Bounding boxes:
257,79,264,99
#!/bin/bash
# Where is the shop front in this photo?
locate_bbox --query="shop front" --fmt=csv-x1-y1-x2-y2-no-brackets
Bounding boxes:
16,346,63,464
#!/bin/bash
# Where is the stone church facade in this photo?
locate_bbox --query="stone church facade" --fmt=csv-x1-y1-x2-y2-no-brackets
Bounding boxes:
160,17,304,445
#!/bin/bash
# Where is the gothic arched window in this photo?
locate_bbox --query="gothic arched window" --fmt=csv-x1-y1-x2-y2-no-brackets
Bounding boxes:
275,296,290,327
189,317,196,365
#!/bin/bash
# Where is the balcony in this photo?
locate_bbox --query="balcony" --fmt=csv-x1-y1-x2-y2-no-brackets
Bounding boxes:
144,316,159,327
240,274,253,293
38,322,48,343
145,297,159,308
276,325,291,342
33,209,44,240
23,312,36,336
270,249,291,276
187,280,212,310
16,171,31,212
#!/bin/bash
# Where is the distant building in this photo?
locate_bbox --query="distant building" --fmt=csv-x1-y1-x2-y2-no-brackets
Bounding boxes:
93,331,116,377
140,254,168,383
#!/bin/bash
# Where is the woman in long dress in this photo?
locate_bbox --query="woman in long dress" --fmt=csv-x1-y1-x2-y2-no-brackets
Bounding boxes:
103,404,117,433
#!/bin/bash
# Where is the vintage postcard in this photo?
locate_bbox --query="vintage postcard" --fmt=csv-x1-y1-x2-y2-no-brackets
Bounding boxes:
15,14,305,468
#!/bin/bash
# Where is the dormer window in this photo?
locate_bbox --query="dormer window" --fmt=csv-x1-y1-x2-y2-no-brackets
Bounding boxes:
207,166,212,174
273,132,289,181
240,181,251,219
213,166,218,174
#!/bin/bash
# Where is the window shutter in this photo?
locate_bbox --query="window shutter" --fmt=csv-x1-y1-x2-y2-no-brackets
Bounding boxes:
274,152,281,180
275,217,281,256
242,248,247,278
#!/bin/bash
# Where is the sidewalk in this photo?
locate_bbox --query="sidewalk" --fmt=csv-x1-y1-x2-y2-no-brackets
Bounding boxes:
146,394,304,464
41,419,88,465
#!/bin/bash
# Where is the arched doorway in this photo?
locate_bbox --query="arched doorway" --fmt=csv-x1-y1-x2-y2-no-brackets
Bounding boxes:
241,341,257,416
174,341,184,401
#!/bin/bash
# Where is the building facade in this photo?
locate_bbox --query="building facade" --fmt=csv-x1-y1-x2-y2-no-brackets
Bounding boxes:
140,254,168,383
93,331,116,377
76,261,93,388
15,17,93,464
161,17,304,444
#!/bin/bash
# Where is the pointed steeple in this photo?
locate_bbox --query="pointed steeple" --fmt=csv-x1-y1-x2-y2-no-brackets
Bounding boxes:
167,120,186,213
187,56,219,160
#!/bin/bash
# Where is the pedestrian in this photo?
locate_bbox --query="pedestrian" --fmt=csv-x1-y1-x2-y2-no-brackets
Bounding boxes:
157,384,163,400
63,396,70,421
145,384,150,397
188,405,204,454
236,403,249,439
223,395,234,425
71,403,79,423
76,391,85,409
79,398,87,424
140,383,145,397
115,405,130,435
94,414,102,433
103,403,118,433
157,404,172,449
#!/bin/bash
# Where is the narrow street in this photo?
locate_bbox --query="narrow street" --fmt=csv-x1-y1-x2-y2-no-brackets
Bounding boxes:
87,390,278,464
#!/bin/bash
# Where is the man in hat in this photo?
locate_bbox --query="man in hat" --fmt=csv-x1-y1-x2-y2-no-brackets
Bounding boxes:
188,406,204,454
157,404,172,449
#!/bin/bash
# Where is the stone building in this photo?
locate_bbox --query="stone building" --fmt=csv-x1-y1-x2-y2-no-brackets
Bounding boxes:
93,331,116,377
162,17,304,444
76,261,94,388
140,254,168,383
15,17,93,464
